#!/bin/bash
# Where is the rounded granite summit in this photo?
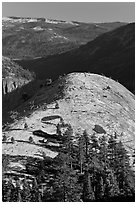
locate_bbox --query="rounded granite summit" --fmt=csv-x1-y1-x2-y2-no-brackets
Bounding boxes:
4,72,134,165
61,73,135,136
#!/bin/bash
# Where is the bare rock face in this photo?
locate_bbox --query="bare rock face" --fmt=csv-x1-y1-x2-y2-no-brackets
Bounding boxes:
61,73,134,136
2,56,34,94
61,73,135,164
2,77,30,94
3,72,135,180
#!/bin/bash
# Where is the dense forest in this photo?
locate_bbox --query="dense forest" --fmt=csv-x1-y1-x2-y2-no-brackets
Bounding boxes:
2,124,135,202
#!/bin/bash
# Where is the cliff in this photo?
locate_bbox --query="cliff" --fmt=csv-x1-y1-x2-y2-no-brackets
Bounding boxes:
2,56,34,94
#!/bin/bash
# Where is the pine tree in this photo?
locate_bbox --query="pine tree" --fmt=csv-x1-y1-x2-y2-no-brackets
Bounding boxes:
24,122,28,129
107,135,118,169
4,179,13,202
31,177,41,201
98,135,108,167
90,133,99,149
78,134,86,174
114,141,134,196
99,176,105,200
11,137,15,143
78,130,92,173
107,136,134,198
53,153,82,202
16,179,22,202
97,135,110,200
88,133,100,168
2,135,7,142
63,124,74,170
22,177,31,202
55,102,59,109
87,133,102,200
56,123,62,136
83,130,89,162
80,130,96,201
52,153,69,201
103,169,120,199
29,136,34,144
83,170,95,201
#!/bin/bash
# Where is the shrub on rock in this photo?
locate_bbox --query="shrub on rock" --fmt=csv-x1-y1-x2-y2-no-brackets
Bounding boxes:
11,137,15,143
29,136,34,143
2,135,7,142
55,102,59,109
24,123,28,129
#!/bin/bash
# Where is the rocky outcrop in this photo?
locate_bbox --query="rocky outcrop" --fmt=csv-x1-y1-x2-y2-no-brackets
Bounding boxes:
2,73,135,198
3,72,135,165
2,77,31,94
2,56,34,94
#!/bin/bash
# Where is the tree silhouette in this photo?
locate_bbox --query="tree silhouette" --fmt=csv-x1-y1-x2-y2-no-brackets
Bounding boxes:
16,179,22,202
11,137,15,143
107,135,134,199
24,122,28,129
53,153,82,202
114,141,134,196
56,123,62,136
31,177,41,201
98,135,108,168
103,169,120,199
29,136,34,143
2,135,7,142
62,124,74,170
55,101,59,109
2,178,14,202
22,177,31,202
79,130,97,201
78,135,85,174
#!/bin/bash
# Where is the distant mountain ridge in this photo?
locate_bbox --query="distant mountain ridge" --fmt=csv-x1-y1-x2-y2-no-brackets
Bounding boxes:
16,23,135,93
2,16,126,59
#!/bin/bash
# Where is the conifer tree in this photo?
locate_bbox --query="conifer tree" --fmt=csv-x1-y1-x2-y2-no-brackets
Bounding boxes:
107,135,134,198
53,153,82,202
83,130,89,162
16,179,22,202
80,130,96,201
24,122,28,129
88,133,102,200
2,135,7,142
29,136,34,144
99,176,105,200
5,179,13,202
78,134,86,174
114,141,134,195
55,102,59,109
63,124,74,169
98,135,108,167
11,137,15,143
103,169,120,199
22,177,31,202
31,177,41,201
83,169,95,201
56,123,62,136
96,135,110,200
107,134,118,168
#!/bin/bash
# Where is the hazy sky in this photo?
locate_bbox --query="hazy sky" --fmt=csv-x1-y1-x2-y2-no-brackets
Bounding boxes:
2,2,135,23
